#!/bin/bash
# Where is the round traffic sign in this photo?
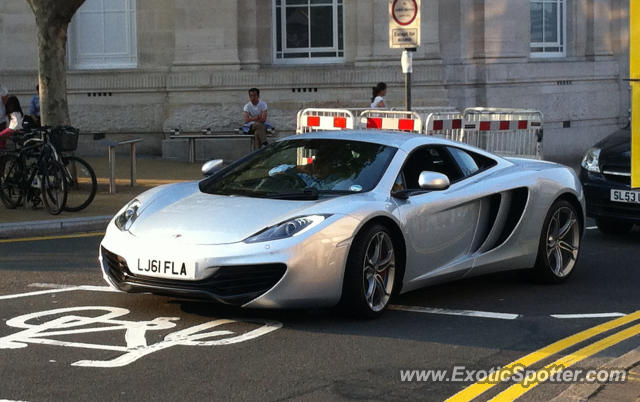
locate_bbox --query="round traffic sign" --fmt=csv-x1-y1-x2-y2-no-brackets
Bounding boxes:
392,0,418,26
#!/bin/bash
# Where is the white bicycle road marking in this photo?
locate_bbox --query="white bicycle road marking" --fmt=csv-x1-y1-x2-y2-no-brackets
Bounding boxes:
388,305,520,320
0,306,282,368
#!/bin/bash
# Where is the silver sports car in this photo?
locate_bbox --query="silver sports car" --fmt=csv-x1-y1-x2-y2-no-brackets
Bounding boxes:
99,131,584,317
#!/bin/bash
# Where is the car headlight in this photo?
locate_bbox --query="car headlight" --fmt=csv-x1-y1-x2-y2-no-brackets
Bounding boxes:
581,147,601,173
114,199,142,231
244,214,331,243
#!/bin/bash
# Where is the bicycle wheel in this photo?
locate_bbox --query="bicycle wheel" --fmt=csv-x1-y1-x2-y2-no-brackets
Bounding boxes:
40,159,68,215
0,154,24,209
63,156,97,212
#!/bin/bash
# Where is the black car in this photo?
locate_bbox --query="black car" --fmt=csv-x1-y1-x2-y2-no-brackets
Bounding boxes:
580,127,639,234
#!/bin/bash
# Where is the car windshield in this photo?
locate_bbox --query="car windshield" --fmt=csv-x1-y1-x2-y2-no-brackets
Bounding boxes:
199,138,397,199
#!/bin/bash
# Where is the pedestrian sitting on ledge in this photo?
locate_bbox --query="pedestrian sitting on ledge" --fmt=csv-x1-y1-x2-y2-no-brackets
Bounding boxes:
241,87,273,150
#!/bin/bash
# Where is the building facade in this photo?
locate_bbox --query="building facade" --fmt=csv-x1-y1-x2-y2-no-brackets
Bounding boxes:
0,0,631,162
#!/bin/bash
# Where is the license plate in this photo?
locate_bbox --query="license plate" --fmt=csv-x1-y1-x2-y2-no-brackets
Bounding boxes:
610,189,640,204
134,258,196,280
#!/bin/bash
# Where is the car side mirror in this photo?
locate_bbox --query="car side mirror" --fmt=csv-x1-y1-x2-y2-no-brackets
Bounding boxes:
418,171,450,190
201,159,224,176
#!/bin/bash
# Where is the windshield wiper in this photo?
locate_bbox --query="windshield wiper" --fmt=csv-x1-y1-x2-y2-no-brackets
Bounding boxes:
264,187,319,200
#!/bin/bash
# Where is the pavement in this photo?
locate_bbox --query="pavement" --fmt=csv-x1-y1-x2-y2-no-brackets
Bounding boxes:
0,155,203,238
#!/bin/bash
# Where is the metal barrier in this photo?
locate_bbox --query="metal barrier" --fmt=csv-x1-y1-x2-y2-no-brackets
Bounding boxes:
294,106,544,159
423,110,464,140
296,108,355,133
460,108,544,159
358,110,423,133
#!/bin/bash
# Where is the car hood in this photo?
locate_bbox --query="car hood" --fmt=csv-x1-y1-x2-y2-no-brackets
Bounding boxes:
127,182,350,244
596,129,631,168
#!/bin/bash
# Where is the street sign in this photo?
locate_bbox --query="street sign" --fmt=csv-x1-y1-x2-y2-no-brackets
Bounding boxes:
389,0,421,49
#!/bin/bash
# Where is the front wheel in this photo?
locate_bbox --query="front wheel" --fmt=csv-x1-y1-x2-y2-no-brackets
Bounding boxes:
40,159,68,215
532,200,582,283
0,154,24,209
340,224,397,318
62,156,97,212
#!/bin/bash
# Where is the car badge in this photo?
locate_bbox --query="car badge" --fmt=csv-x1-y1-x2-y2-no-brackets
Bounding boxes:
172,234,182,239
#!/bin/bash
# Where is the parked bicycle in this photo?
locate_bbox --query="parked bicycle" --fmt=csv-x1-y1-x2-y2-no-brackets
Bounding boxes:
0,128,68,215
48,126,97,212
0,126,98,214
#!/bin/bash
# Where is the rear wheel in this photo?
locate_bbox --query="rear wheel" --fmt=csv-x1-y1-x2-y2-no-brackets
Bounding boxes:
0,154,24,209
40,159,68,215
532,200,581,283
62,156,97,212
340,224,397,318
595,218,633,235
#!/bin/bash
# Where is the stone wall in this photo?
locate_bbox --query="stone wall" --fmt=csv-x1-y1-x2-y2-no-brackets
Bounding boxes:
0,0,631,164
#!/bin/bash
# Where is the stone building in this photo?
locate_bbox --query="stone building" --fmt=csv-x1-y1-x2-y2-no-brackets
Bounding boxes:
0,0,631,163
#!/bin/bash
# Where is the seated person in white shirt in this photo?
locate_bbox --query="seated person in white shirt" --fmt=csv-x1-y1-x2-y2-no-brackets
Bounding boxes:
242,88,272,150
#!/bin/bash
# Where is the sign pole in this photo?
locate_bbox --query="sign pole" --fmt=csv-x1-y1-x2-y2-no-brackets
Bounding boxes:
389,0,420,112
402,49,413,111
631,0,639,188
405,68,412,111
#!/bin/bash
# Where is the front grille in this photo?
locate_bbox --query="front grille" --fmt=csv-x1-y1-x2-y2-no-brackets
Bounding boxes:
102,247,286,305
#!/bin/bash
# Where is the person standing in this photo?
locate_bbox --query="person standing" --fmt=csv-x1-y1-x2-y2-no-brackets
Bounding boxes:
370,82,387,109
29,84,40,127
0,96,24,149
242,88,270,150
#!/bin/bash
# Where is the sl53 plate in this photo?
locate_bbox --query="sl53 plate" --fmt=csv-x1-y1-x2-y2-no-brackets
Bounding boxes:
134,257,196,280
610,189,640,204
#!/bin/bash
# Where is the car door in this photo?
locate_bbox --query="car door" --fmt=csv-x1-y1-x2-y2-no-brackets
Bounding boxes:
394,146,486,286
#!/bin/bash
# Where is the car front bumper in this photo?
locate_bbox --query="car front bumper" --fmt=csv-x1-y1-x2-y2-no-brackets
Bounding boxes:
580,168,640,224
99,215,359,308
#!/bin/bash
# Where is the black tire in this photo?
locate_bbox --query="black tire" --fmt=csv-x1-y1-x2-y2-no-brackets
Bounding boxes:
595,218,633,235
532,200,582,283
340,224,397,318
0,154,24,209
62,156,97,212
40,159,68,215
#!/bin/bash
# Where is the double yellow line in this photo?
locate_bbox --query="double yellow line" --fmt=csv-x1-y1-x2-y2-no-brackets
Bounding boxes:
446,310,640,401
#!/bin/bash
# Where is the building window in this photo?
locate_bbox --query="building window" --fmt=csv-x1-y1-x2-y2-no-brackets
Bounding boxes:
273,0,344,64
530,0,566,57
68,0,137,69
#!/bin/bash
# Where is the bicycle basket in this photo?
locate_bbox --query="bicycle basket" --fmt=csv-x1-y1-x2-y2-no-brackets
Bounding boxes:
51,126,79,152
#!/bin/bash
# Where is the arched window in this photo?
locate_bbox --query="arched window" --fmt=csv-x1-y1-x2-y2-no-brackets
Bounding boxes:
530,0,566,57
68,0,137,69
273,0,344,64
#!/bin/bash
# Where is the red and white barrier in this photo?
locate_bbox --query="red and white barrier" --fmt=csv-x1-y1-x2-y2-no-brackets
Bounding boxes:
461,108,544,159
296,108,355,133
294,106,544,160
358,110,423,133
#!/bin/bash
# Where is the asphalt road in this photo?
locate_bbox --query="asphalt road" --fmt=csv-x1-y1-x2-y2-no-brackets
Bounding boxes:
0,225,639,401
